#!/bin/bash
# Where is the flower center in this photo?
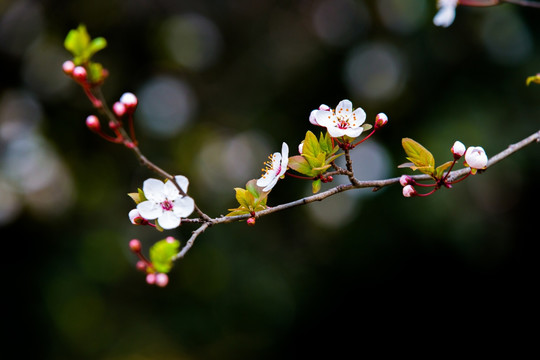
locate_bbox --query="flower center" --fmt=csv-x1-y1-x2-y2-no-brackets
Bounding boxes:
337,119,350,129
161,200,174,211
261,154,278,178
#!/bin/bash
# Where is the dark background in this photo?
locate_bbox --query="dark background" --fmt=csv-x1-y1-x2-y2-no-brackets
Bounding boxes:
1,0,539,358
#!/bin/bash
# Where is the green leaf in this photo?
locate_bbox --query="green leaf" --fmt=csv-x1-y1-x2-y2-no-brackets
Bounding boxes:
127,192,141,204
234,188,252,209
226,207,251,217
361,123,373,132
319,131,333,154
401,138,435,176
434,161,454,179
312,179,322,193
64,24,90,58
526,74,540,86
303,131,321,158
288,155,315,177
245,179,267,203
150,238,180,273
88,37,107,56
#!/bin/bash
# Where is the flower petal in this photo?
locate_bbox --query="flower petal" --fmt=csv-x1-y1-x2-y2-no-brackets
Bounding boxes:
137,200,162,220
174,175,190,193
315,110,335,127
326,126,348,138
163,179,180,200
344,127,363,138
173,196,195,218
262,176,279,192
142,178,166,203
350,107,366,126
257,170,277,187
336,99,352,115
157,212,181,230
279,142,289,176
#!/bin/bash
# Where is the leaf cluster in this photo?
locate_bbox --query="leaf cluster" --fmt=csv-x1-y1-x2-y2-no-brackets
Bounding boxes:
64,24,107,83
149,238,180,273
288,131,342,193
227,179,268,217
400,138,453,180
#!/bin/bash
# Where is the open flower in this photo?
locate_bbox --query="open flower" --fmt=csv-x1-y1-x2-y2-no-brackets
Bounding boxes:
136,175,195,229
464,146,488,173
311,99,366,139
433,0,459,27
257,142,289,192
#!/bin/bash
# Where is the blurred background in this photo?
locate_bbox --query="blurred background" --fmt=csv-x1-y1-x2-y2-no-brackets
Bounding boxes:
1,0,539,358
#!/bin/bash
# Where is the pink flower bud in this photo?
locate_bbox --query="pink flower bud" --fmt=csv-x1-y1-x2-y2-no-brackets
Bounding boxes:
136,261,147,272
113,101,126,117
146,273,156,285
120,92,138,111
85,115,101,131
399,175,412,186
464,146,488,171
166,236,175,243
155,273,169,287
247,217,256,226
298,141,304,154
62,60,75,75
375,113,388,129
129,239,141,252
451,141,466,159
128,209,142,224
72,66,87,83
402,184,417,197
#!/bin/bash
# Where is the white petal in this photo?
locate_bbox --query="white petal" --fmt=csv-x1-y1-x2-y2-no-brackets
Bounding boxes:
137,200,162,220
142,178,166,203
315,110,335,127
262,176,279,192
174,175,190,193
344,127,363,138
351,107,366,126
279,142,289,176
173,196,195,218
257,171,277,187
327,126,347,138
433,6,456,27
157,212,181,230
271,152,282,168
309,109,320,125
336,99,353,115
163,179,180,200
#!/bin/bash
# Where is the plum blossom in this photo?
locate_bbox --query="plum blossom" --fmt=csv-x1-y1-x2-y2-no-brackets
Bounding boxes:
464,146,488,173
433,0,459,27
135,175,195,230
309,104,330,126
311,99,366,139
257,142,289,192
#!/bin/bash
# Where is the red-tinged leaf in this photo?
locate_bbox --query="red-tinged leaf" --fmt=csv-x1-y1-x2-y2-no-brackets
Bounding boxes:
288,155,316,176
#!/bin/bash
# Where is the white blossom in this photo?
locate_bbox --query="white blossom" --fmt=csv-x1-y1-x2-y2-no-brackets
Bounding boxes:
465,146,488,171
312,99,366,139
136,175,195,230
257,142,289,192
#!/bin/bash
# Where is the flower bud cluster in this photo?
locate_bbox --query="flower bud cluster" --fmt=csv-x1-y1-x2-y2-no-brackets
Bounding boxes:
400,140,488,197
128,238,170,287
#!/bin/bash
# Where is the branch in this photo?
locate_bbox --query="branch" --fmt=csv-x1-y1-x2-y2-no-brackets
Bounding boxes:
173,129,539,260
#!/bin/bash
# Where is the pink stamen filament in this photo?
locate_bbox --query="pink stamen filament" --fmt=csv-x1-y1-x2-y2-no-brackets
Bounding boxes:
161,200,173,211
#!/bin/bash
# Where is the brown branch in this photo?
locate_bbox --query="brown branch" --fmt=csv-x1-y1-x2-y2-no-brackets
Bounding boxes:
173,129,539,260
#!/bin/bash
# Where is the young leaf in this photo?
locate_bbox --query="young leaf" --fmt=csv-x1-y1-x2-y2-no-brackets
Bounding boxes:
150,238,180,273
234,188,252,209
401,138,435,175
434,161,454,179
312,179,322,194
288,155,315,177
302,131,321,158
